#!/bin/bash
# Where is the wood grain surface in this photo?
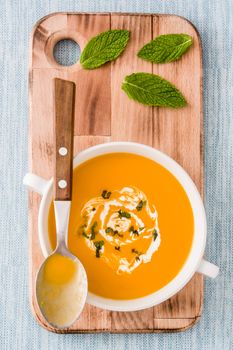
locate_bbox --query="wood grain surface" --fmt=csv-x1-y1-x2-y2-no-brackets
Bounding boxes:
29,12,203,333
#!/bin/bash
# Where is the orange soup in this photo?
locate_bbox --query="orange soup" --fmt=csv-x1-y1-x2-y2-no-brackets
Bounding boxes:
48,153,194,299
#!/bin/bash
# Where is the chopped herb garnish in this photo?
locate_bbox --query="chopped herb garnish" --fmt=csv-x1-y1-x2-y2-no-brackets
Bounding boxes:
78,224,87,234
152,229,158,241
118,209,131,219
139,227,144,231
114,230,123,238
105,227,113,234
94,240,104,258
105,227,123,237
136,200,147,211
80,223,87,228
82,232,90,239
102,190,111,199
94,240,104,249
132,248,143,261
129,226,139,236
90,232,95,240
90,221,98,240
131,248,143,255
115,246,121,251
81,222,98,240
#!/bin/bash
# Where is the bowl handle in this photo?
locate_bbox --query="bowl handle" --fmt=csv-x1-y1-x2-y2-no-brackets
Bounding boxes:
197,258,219,278
23,173,51,196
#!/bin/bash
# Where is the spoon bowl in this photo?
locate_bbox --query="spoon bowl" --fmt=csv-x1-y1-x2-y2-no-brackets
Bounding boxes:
36,249,87,329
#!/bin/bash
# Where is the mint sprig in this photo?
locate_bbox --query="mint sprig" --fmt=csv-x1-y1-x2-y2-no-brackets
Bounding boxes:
138,34,192,64
122,73,187,108
80,29,130,69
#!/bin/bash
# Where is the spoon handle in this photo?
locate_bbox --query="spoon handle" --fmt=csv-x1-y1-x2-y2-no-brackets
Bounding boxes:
53,78,75,201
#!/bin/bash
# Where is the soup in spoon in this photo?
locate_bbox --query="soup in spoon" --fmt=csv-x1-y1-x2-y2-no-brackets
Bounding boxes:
36,254,85,328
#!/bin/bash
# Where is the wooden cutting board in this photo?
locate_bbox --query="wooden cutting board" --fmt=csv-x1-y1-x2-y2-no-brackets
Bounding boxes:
28,12,203,333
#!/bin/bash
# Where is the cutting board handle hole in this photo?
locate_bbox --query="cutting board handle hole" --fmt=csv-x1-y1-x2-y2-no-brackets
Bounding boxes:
53,39,81,66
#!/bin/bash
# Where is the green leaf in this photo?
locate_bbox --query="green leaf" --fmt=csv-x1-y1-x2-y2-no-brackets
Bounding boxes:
136,200,147,211
152,229,158,241
105,227,114,234
118,210,131,219
82,232,90,239
90,221,98,240
122,72,187,108
80,29,130,69
94,240,104,258
102,190,111,199
138,34,192,63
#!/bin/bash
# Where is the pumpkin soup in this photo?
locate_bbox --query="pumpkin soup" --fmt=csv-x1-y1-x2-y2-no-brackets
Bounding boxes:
48,153,194,300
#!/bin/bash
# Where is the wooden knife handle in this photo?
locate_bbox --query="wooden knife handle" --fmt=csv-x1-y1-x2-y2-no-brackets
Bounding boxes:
53,78,75,201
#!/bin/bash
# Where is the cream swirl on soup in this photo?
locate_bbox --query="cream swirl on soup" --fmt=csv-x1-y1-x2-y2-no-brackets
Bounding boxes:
78,187,161,274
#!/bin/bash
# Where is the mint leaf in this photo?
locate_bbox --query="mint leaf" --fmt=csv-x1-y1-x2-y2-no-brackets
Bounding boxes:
138,34,192,63
80,29,130,69
122,73,187,108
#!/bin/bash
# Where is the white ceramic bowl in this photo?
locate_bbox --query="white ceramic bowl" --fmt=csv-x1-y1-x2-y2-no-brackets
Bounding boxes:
24,142,219,311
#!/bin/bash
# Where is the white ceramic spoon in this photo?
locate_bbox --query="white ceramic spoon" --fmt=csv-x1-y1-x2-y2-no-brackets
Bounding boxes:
35,78,87,329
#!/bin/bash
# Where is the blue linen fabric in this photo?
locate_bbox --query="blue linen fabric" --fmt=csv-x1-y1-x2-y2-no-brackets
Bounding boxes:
0,0,232,349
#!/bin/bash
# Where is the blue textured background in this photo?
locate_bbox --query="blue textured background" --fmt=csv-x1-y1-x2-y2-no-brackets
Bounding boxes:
0,1,232,349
